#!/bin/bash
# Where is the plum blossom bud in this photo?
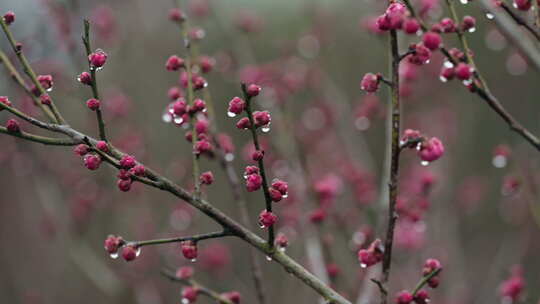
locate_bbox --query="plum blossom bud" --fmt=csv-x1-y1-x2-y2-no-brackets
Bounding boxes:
192,98,206,113
275,233,288,249
189,27,206,41
169,8,186,22
439,18,456,33
40,94,51,105
119,155,136,169
268,187,283,202
419,137,445,162
357,239,384,267
194,139,213,155
385,2,408,29
244,166,260,176
236,117,251,129
6,119,20,133
181,240,198,260
198,55,215,73
37,75,53,91
3,11,15,25
440,66,455,81
253,111,271,127
88,50,108,68
117,179,132,192
121,245,138,261
173,98,187,116
414,290,430,304
258,210,277,228
129,164,146,176
168,86,182,100
246,84,262,97
78,72,92,85
0,96,12,109
166,55,185,71
514,0,532,11
86,98,101,111
408,44,431,65
195,119,209,135
403,18,420,35
271,179,288,196
192,75,207,90
84,154,102,170
376,14,391,31
228,97,246,115
246,174,263,192
221,291,241,304
117,169,131,180
423,258,442,275
455,63,473,80
182,286,199,303
200,171,214,185
461,16,476,32
360,73,380,93
395,291,413,304
176,266,194,279
74,144,89,156
422,32,442,50
251,150,264,161
96,141,109,152
309,208,326,223
104,235,124,254
499,266,525,302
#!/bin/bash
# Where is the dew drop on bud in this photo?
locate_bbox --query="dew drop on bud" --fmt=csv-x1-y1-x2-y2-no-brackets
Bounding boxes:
439,76,448,83
421,160,430,166
492,155,507,168
46,87,53,92
486,13,494,20
225,153,234,162
227,111,237,118
174,116,184,124
360,263,367,268
109,252,119,259
259,224,266,229
181,298,190,304
278,246,286,253
162,113,172,123
460,0,468,4
282,194,288,199
444,61,454,68
261,126,271,133
266,255,273,261
468,27,476,33
135,247,142,257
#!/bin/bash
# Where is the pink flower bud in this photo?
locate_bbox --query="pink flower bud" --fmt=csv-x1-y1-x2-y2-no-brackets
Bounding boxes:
130,164,146,177
104,235,124,254
418,137,445,162
40,94,51,105
37,74,53,91
192,98,206,113
376,14,391,31
84,154,102,170
455,63,472,80
117,169,131,180
228,97,246,115
246,84,261,97
117,179,132,192
121,245,138,261
198,55,215,73
514,0,532,11
0,96,12,109
258,210,277,228
166,55,185,71
189,27,206,41
6,119,20,133
403,18,420,35
253,111,271,127
96,140,109,152
194,139,213,155
461,16,476,32
221,291,241,304
309,208,326,223
3,11,15,25
422,32,442,50
271,179,288,195
176,266,194,279
395,291,413,304
88,50,108,68
182,286,199,303
246,174,263,192
413,290,430,304
200,171,214,185
168,8,186,22
173,98,187,116
408,44,431,65
439,18,456,33
423,258,442,275
275,233,288,248
195,119,209,135
269,187,283,202
244,166,260,176
181,241,198,260
192,75,207,90
78,72,92,85
236,117,251,129
168,86,182,100
361,73,380,93
252,150,264,161
86,98,101,111
357,239,384,267
119,155,136,169
74,144,89,156
440,66,455,81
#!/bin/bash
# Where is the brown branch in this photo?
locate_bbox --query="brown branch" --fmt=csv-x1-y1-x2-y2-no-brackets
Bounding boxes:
499,1,540,42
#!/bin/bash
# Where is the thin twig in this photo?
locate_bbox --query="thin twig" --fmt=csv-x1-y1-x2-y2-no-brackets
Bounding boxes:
499,1,540,42
161,269,235,304
411,269,441,296
0,127,76,146
131,230,232,247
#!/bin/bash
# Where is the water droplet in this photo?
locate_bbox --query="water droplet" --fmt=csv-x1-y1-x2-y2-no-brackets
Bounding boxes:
259,224,266,229
278,246,286,253
425,59,431,64
439,76,448,83
492,155,507,168
444,61,454,68
174,116,184,124
460,0,468,4
486,13,494,20
421,160,430,166
360,263,367,268
227,111,237,118
468,27,476,33
181,298,190,304
462,79,473,86
162,113,172,123
360,85,366,90
266,255,273,261
135,247,142,257
261,126,271,133
190,258,197,262
282,194,288,199
355,116,370,131
225,153,234,162
109,252,119,259
46,87,53,92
